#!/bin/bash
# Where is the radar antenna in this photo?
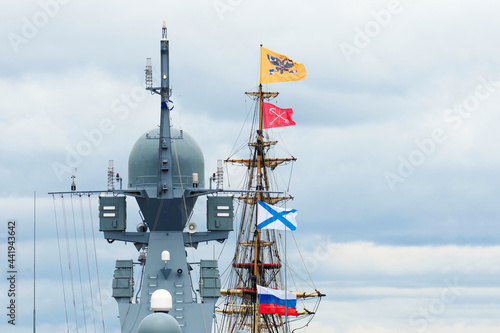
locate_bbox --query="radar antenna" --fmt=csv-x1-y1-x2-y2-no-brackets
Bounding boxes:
216,159,224,190
107,160,114,191
145,58,153,89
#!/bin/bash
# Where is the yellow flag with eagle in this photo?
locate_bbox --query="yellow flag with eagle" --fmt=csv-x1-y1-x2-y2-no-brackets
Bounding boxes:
260,47,307,84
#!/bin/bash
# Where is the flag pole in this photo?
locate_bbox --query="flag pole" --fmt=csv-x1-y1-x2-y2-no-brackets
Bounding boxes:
259,44,263,85
259,44,263,131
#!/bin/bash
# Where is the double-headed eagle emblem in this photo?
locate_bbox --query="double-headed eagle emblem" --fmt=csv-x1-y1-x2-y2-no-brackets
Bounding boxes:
267,54,295,74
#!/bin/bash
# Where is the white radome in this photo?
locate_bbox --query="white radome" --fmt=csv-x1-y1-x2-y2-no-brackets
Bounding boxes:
150,289,173,312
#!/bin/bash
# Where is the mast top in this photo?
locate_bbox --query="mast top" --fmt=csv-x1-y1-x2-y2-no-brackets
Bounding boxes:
162,21,167,41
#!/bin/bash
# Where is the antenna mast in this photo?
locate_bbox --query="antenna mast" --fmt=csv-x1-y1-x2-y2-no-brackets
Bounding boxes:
145,21,174,199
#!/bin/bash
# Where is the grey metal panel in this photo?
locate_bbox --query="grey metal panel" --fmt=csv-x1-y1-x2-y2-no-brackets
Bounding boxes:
200,270,218,278
103,231,150,244
182,231,229,246
115,260,133,268
136,197,198,231
114,268,133,278
113,279,131,288
207,196,234,231
99,196,127,231
200,260,218,268
113,259,134,299
199,259,221,299
113,287,133,298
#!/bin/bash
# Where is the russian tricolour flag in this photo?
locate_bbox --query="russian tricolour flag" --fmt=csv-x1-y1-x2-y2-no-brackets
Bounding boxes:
257,285,297,316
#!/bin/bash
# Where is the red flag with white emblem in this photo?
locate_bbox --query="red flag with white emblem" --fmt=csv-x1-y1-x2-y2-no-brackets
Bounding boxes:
262,102,296,129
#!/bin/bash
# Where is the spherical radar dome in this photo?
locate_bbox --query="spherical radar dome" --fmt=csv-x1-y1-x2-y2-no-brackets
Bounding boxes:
128,127,205,190
138,312,181,333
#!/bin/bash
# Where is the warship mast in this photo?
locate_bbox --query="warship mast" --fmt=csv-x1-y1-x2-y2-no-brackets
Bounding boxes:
156,21,174,200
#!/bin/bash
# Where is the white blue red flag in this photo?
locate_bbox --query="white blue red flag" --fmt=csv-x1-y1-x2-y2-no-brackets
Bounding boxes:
257,285,297,316
257,201,297,231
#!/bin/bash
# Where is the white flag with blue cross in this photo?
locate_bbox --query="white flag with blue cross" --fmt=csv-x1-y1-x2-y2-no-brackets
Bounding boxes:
257,201,297,231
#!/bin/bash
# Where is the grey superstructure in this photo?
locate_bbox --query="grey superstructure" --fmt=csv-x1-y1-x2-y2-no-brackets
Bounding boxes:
98,23,232,332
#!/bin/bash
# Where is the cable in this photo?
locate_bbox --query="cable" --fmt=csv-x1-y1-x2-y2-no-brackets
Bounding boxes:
70,194,88,333
287,162,294,193
227,98,254,159
135,265,145,303
61,195,79,333
87,195,106,333
52,195,70,332
79,195,97,333
291,233,316,290
291,297,323,332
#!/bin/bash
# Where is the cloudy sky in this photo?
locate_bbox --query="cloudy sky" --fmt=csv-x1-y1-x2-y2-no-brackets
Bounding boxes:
1,0,500,332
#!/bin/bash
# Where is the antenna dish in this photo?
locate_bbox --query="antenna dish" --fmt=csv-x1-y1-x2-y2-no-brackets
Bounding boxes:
186,222,197,234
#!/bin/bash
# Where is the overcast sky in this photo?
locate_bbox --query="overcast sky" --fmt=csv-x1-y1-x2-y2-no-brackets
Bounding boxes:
1,1,500,333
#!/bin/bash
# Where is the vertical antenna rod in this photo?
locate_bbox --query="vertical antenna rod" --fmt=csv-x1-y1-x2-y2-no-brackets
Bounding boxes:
157,21,174,199
33,191,36,333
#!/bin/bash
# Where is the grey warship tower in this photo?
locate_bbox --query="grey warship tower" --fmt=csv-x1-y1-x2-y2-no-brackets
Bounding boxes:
98,22,232,332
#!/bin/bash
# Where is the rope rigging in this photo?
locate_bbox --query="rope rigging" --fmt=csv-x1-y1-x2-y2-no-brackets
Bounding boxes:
51,193,107,332
52,195,70,332
87,195,106,333
61,195,79,333
70,194,88,333
79,194,97,333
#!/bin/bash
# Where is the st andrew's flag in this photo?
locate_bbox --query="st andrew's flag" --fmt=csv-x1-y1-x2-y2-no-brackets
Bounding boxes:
257,201,297,231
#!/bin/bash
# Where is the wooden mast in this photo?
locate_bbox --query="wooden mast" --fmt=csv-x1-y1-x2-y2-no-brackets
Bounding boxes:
252,45,265,333
253,82,263,333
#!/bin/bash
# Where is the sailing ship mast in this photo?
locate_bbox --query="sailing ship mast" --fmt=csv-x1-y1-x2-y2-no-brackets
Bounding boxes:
218,47,324,333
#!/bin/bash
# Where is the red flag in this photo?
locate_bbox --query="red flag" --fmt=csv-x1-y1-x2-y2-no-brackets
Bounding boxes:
262,102,296,129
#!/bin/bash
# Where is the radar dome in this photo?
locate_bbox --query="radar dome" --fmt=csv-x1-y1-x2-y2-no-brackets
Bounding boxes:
137,313,181,333
151,289,173,312
128,127,205,194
